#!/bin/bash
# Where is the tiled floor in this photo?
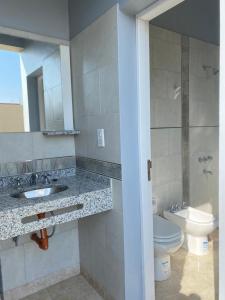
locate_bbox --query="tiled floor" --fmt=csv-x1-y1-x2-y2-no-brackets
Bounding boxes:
156,230,219,300
21,231,219,300
22,275,103,300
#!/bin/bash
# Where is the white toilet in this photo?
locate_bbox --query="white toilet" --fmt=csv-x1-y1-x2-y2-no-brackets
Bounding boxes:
164,206,217,255
153,214,184,281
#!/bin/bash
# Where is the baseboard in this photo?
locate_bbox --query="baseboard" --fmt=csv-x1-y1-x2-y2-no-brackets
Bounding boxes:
4,266,80,300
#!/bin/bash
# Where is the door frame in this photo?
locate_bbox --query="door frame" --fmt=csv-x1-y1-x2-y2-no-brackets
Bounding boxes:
219,0,225,299
136,0,222,299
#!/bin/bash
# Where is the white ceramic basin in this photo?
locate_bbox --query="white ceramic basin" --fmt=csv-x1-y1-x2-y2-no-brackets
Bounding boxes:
164,206,217,237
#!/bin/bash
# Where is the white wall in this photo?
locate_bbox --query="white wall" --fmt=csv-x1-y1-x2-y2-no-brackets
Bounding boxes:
71,5,121,164
150,25,183,214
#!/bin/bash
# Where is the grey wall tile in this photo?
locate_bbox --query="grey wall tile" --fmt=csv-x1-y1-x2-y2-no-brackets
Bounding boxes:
0,133,33,163
24,228,79,283
150,26,182,129
0,246,26,291
71,5,121,165
32,133,75,159
79,180,124,300
189,127,218,216
150,25,219,217
189,38,219,127
0,133,75,164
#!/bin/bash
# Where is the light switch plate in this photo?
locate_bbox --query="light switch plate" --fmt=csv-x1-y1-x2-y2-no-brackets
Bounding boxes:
97,129,105,147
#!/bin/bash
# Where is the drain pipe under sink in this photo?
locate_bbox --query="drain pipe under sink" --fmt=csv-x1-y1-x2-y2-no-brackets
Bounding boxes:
31,213,49,250
31,212,56,251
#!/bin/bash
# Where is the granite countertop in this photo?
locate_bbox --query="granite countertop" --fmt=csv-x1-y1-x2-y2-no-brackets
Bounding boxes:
0,169,112,240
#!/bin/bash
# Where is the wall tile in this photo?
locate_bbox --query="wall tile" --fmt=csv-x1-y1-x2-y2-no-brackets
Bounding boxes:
189,38,219,127
189,127,218,215
151,97,181,128
189,75,219,126
151,129,169,158
151,38,181,73
150,25,219,217
32,133,75,159
71,5,120,165
99,64,119,114
85,114,121,164
0,133,33,163
82,70,101,116
0,246,26,291
151,127,182,212
168,129,182,155
150,25,181,45
24,228,79,283
79,179,124,300
0,132,75,165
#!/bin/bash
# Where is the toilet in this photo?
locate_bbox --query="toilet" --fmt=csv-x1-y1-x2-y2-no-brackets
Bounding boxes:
153,214,184,281
164,206,217,255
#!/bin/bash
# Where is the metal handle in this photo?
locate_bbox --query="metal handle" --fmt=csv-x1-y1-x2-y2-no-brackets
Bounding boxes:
147,160,152,181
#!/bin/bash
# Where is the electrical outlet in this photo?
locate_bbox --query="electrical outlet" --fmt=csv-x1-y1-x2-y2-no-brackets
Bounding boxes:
97,129,105,147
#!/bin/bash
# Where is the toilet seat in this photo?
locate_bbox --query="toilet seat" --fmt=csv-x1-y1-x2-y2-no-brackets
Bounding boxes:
154,235,182,244
153,215,182,244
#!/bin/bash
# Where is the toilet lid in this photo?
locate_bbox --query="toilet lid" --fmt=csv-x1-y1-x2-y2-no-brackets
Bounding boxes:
153,215,182,241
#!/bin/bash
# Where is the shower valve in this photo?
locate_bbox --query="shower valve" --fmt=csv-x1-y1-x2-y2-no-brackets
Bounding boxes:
198,156,213,163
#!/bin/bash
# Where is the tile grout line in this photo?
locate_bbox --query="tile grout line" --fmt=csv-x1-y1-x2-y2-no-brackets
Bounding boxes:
181,35,190,206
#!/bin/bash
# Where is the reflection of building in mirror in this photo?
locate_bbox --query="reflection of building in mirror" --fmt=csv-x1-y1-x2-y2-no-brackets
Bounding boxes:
0,35,69,133
21,41,64,132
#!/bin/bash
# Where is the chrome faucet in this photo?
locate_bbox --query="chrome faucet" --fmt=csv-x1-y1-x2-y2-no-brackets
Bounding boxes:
30,173,39,186
41,173,51,185
182,201,188,209
15,177,23,189
198,156,213,163
169,202,181,213
203,169,213,175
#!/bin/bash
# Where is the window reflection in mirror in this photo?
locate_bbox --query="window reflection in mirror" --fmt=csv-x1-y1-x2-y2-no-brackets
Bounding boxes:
0,34,70,133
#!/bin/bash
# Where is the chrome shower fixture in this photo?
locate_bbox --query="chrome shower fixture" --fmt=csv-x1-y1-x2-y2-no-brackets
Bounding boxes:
198,156,213,163
202,65,219,76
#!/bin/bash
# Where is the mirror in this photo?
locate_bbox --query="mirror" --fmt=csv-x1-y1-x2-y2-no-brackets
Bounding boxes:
0,34,73,133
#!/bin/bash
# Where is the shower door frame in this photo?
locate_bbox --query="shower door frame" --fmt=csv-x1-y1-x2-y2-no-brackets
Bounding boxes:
136,0,222,299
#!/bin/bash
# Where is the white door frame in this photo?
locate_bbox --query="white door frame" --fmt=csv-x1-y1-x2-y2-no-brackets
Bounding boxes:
219,0,225,299
136,0,221,299
136,18,154,300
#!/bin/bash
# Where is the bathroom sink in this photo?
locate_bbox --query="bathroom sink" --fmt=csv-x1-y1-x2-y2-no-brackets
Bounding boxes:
10,185,68,200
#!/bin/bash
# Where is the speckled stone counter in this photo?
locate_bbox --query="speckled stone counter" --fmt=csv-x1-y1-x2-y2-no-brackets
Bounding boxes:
0,169,112,240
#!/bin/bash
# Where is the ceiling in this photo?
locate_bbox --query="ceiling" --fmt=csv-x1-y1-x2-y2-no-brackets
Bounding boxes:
151,0,219,45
